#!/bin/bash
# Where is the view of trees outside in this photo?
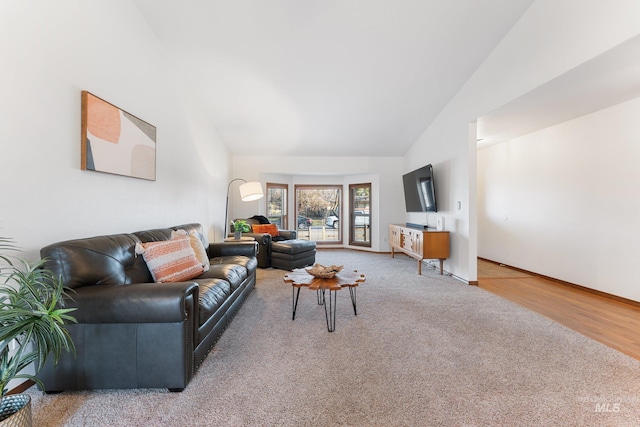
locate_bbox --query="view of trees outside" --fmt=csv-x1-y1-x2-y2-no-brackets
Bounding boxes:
296,186,341,242
296,187,340,220
351,186,370,212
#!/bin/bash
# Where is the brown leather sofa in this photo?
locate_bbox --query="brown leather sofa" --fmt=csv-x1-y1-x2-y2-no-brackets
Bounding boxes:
37,223,257,392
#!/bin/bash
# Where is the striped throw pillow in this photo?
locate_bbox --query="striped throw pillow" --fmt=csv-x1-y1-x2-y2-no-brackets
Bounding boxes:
172,229,210,272
136,235,204,283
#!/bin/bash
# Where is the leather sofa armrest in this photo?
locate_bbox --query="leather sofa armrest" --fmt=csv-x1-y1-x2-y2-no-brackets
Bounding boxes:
278,230,297,239
208,241,258,258
238,233,271,246
67,282,199,324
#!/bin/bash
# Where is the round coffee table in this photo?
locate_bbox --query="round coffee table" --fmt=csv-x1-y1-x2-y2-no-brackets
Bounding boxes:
283,268,365,332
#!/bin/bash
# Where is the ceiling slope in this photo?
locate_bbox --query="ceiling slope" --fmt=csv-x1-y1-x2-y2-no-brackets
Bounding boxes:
478,34,640,147
134,0,534,156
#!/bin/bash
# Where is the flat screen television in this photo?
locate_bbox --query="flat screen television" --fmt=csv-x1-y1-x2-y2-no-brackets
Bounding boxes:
402,164,437,212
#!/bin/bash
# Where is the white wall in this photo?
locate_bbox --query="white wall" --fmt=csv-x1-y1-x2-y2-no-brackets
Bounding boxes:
4,0,640,290
405,0,640,283
0,0,230,259
479,97,640,302
231,156,406,252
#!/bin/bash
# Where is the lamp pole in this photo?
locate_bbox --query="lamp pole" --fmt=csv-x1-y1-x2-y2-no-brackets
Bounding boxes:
224,178,247,239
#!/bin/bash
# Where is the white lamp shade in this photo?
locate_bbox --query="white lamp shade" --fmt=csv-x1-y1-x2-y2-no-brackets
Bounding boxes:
238,181,264,201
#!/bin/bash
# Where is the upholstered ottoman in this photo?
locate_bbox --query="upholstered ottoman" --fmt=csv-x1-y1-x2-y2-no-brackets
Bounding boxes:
271,239,316,270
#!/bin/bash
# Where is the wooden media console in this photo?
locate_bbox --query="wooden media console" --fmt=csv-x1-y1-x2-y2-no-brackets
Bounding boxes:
389,224,450,275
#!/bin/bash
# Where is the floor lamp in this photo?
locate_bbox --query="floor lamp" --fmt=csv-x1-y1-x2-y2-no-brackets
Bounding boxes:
224,178,264,239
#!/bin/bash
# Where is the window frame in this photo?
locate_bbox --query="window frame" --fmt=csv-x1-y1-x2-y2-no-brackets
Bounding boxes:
266,183,288,229
349,183,372,247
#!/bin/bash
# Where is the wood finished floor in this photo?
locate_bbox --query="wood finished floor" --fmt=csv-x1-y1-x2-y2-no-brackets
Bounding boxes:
477,259,640,361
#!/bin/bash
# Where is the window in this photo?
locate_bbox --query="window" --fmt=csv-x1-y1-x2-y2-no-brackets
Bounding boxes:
295,185,341,243
266,183,287,228
349,184,371,247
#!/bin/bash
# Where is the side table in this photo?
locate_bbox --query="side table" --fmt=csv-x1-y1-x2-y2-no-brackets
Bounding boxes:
283,268,365,332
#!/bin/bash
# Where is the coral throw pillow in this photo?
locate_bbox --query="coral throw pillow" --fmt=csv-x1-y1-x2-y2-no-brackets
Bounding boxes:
136,235,204,282
252,223,279,237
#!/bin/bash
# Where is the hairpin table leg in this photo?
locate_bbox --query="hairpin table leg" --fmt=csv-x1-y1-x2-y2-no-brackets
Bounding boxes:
292,286,301,320
323,290,337,332
348,286,357,316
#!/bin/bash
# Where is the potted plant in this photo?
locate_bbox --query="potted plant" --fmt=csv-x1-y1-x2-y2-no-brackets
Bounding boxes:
232,220,251,239
0,237,76,426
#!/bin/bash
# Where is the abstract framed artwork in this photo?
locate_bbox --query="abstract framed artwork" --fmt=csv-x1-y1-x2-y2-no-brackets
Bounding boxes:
81,91,156,181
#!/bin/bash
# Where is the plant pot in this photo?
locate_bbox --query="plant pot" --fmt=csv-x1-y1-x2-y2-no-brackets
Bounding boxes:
234,230,242,239
0,394,31,427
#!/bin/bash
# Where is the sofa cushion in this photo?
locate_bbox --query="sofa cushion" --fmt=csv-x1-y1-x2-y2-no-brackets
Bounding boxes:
133,228,173,243
196,279,231,327
41,233,150,289
251,223,279,237
201,263,247,291
136,236,204,283
210,255,258,275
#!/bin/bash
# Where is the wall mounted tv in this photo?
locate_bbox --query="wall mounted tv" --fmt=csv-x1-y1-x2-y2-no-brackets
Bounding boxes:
402,164,437,212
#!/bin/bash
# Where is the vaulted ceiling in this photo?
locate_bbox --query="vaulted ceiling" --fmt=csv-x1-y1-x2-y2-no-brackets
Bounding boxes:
133,0,535,156
477,34,640,147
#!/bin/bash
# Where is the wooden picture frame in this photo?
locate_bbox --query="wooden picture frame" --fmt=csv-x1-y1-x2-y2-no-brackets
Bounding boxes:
81,91,156,181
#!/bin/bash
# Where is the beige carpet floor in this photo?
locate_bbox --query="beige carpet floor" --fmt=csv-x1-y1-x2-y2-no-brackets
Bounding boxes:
27,250,640,426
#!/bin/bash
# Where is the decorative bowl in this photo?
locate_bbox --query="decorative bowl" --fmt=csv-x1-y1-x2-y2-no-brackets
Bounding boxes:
305,263,344,279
